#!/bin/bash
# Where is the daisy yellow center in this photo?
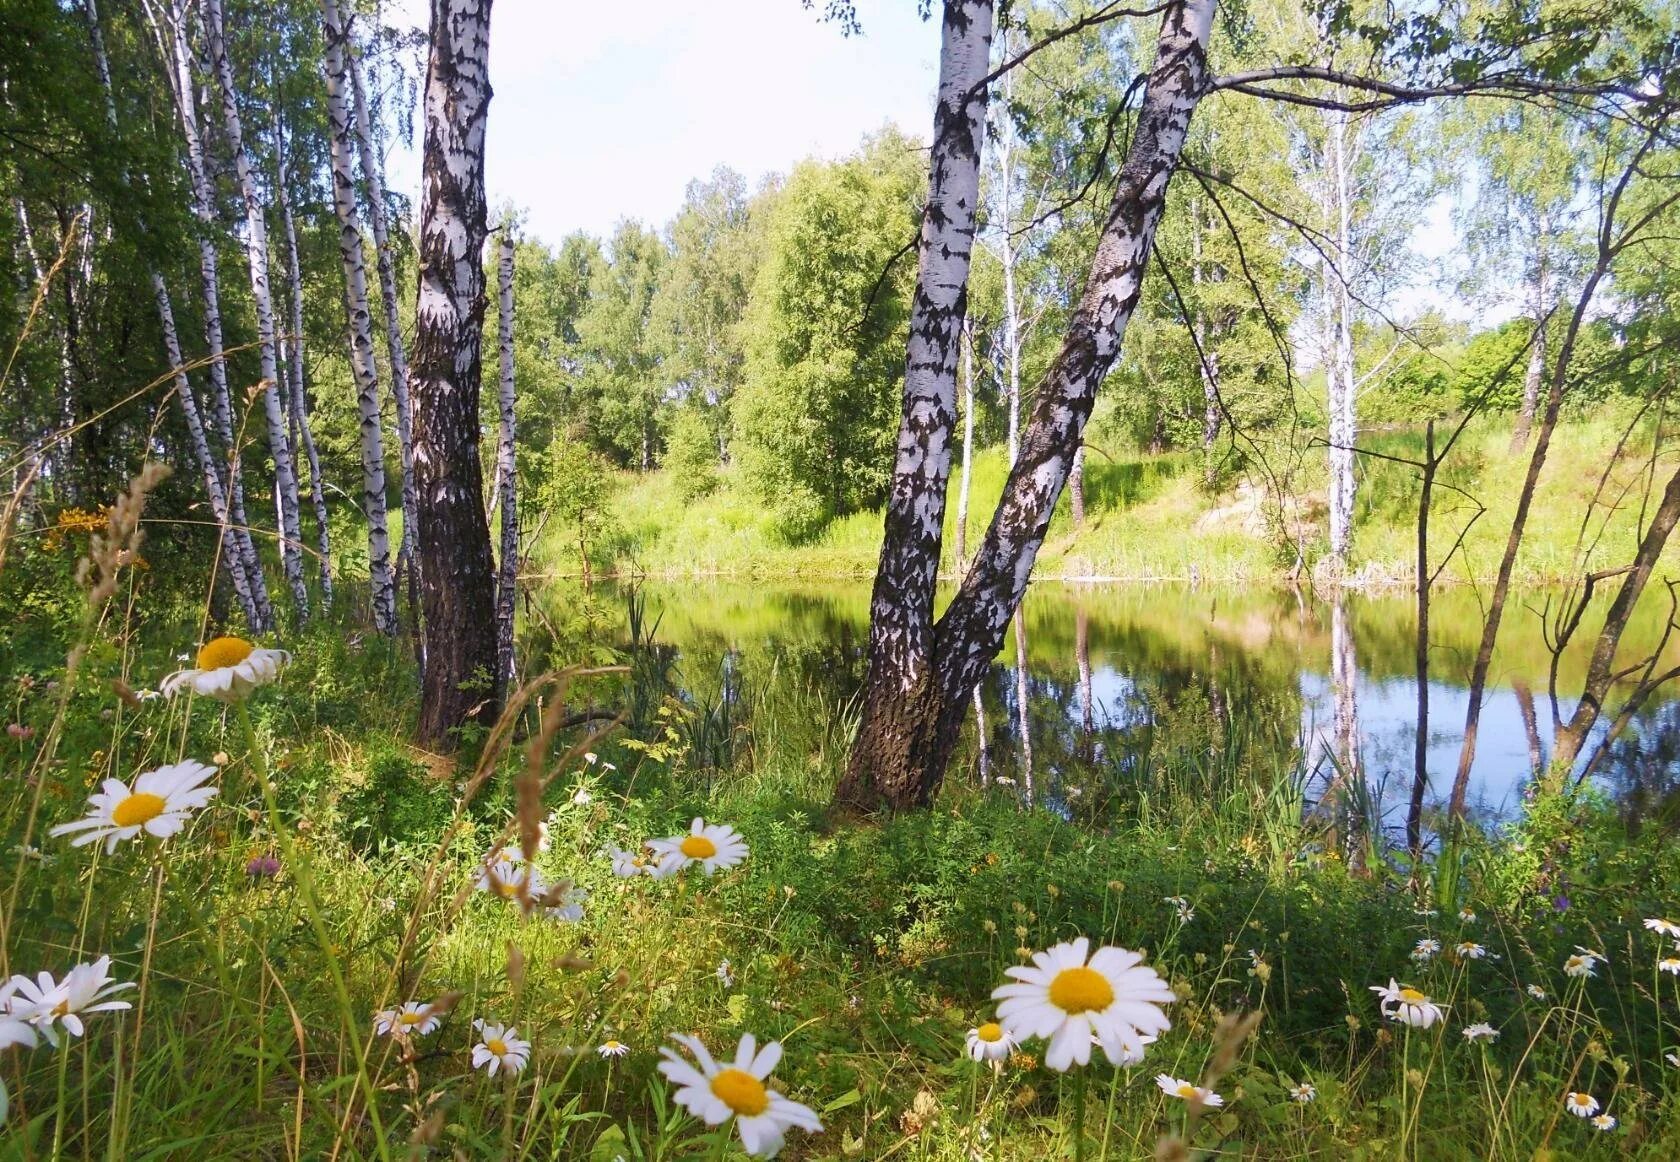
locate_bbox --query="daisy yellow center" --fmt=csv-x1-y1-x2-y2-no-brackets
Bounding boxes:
1048,966,1114,1014
494,878,519,898
486,1037,508,1057
52,999,71,1016
680,835,718,859
604,1040,622,1050
399,1012,425,1026
976,1022,1004,1043
1176,1083,1200,1099
197,636,255,671
1570,1093,1590,1105
112,791,167,827
1398,988,1428,1004
710,1067,770,1116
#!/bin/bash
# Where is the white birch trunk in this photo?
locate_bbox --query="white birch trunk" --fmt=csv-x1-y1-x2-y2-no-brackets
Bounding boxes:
275,125,334,607
155,0,274,628
1329,592,1363,862
494,232,519,687
1012,608,1033,805
348,33,419,575
1324,107,1358,573
204,0,309,615
996,34,1023,468
322,0,397,634
956,312,975,568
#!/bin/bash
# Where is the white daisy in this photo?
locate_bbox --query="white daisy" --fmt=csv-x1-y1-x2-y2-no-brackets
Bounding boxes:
1643,918,1680,938
1667,1051,1679,1067
1462,1023,1499,1042
657,1033,822,1159
471,1020,530,1076
373,1001,442,1038
717,959,735,988
1289,1081,1316,1103
1155,1074,1224,1107
992,938,1175,1072
48,761,218,854
1459,908,1477,923
605,844,654,878
1659,957,1680,976
1370,979,1446,1028
0,1013,37,1051
1565,1091,1599,1117
1411,938,1441,962
1456,941,1490,960
536,880,587,923
597,1039,630,1058
1162,896,1194,922
1591,1113,1616,1131
4,956,133,1047
475,852,542,903
966,1021,1016,1063
1527,984,1548,1000
647,818,749,876
1563,954,1597,979
159,637,289,702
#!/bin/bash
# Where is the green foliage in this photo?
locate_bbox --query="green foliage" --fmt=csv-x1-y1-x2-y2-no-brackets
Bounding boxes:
337,742,453,854
732,130,923,539
539,432,617,576
664,406,720,502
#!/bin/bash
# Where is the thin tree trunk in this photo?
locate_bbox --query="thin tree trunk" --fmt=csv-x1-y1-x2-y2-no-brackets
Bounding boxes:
494,233,519,690
1076,603,1094,760
1407,421,1433,857
1191,201,1222,465
204,0,309,615
1510,220,1549,451
1324,107,1358,573
1012,607,1032,805
837,0,1214,811
1513,679,1543,774
1069,445,1086,527
411,0,500,747
349,32,420,582
322,0,397,635
85,0,261,626
838,0,995,804
274,126,334,607
1330,591,1363,868
956,312,976,569
157,0,273,628
972,683,991,787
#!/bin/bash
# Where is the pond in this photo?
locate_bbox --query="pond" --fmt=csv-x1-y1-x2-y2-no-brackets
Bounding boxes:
530,579,1680,836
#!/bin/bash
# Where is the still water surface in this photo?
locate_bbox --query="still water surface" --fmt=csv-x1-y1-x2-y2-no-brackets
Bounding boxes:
546,580,1680,834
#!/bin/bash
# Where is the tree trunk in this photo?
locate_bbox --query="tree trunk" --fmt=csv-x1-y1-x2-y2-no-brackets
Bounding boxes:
1069,445,1086,527
1510,220,1549,451
1329,592,1364,870
971,683,991,786
349,32,421,584
494,233,519,691
837,0,995,805
158,0,273,629
1076,603,1094,761
1406,421,1432,856
1012,608,1032,804
1513,679,1542,775
955,312,976,569
1324,107,1358,574
322,0,398,635
411,0,500,748
204,0,309,616
836,0,1214,812
1551,463,1680,773
82,0,262,627
275,127,334,608
1190,200,1222,462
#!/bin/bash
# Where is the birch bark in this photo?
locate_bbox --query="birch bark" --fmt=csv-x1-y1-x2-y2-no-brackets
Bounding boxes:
204,0,309,614
838,0,1215,811
322,0,397,634
411,0,500,746
494,233,519,689
1324,107,1358,573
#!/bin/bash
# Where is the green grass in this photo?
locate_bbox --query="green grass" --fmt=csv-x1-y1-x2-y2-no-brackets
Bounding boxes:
4,481,1680,1158
583,409,1680,587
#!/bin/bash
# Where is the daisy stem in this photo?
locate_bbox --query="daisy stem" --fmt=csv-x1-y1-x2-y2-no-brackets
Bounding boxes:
236,701,392,1161
1073,1065,1088,1162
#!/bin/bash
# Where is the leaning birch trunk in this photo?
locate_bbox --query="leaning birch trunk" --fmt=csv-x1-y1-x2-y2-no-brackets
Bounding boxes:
204,0,309,615
82,0,261,626
321,0,397,635
159,0,272,628
837,0,995,809
349,35,420,580
275,128,334,607
1324,106,1358,574
411,0,500,747
837,0,1215,812
494,233,519,690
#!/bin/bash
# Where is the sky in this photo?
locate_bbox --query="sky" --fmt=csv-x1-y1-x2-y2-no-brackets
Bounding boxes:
385,0,942,244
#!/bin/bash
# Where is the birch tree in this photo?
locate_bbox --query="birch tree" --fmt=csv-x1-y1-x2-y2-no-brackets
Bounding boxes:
349,30,419,579
495,232,518,689
411,0,499,746
836,0,1213,811
203,0,309,614
321,0,397,635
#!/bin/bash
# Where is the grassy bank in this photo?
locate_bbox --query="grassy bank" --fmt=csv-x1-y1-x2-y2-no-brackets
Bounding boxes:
576,411,1679,586
4,530,1680,1158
